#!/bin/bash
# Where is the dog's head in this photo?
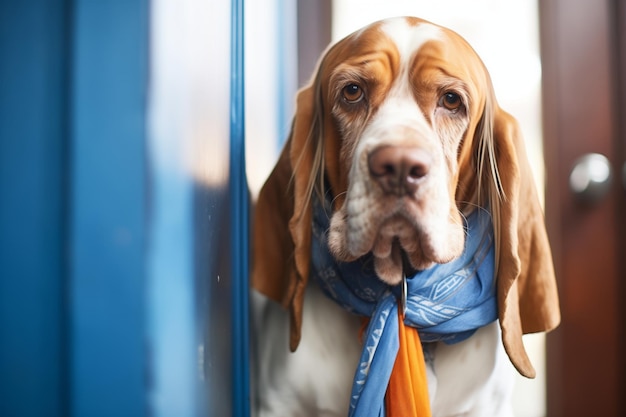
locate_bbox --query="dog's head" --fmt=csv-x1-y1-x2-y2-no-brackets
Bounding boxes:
252,17,559,378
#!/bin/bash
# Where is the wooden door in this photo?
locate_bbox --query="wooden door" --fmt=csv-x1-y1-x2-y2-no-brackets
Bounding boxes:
540,0,626,415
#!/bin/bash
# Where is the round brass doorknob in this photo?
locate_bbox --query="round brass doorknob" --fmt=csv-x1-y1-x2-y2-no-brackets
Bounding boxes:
569,153,612,204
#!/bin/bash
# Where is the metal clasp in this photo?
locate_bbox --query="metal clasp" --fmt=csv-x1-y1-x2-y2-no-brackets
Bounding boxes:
401,272,407,315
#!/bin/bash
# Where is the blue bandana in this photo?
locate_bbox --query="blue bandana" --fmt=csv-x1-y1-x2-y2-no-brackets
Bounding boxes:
310,194,497,417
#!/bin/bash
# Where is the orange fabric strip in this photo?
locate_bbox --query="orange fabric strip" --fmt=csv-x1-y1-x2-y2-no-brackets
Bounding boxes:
385,309,432,417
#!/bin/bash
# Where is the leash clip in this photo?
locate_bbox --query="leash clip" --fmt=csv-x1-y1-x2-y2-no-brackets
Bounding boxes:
401,273,407,315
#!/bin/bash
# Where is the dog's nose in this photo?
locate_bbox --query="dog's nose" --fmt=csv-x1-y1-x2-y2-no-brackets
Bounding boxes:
368,146,430,195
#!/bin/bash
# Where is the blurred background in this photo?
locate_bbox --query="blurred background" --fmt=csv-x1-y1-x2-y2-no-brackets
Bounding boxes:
1,0,624,416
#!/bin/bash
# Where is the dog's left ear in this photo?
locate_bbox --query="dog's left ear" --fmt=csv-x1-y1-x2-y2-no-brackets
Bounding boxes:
251,84,318,351
491,107,561,378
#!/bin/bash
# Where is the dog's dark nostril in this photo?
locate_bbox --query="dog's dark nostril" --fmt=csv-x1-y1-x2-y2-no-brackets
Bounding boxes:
383,164,396,176
408,164,427,179
368,146,431,195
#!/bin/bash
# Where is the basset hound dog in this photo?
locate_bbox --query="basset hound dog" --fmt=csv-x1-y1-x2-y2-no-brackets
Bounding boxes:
251,16,560,417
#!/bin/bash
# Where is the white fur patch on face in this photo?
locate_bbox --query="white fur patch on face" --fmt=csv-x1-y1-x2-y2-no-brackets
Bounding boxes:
327,19,467,285
380,18,443,66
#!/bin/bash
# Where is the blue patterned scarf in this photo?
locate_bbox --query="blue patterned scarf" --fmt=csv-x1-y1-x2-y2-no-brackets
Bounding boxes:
310,195,497,417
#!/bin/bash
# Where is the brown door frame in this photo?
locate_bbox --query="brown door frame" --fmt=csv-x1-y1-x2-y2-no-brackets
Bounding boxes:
540,0,625,415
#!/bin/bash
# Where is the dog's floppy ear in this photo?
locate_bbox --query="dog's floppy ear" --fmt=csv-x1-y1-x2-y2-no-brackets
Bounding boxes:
251,84,317,351
491,107,561,378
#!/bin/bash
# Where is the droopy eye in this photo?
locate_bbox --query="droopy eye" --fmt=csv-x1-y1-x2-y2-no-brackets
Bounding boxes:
439,92,463,112
342,83,364,103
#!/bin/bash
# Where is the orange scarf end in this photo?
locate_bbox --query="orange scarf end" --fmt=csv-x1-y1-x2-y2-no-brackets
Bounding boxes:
385,309,432,417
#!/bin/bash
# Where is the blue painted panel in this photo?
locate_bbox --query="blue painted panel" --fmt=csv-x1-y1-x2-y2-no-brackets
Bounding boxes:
147,2,235,415
1,1,249,416
69,1,148,416
0,2,69,417
230,0,250,415
147,168,197,416
195,185,234,417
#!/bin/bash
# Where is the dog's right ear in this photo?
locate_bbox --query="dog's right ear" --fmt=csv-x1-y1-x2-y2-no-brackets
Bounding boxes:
251,84,317,351
490,106,561,379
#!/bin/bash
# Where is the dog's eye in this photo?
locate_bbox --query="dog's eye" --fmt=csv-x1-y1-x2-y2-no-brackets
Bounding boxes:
439,92,463,112
342,84,364,103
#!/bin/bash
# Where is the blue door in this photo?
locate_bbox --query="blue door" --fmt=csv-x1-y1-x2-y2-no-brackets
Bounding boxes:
0,1,249,416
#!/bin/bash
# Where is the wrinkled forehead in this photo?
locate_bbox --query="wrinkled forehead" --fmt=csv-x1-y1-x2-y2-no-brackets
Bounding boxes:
321,17,487,100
